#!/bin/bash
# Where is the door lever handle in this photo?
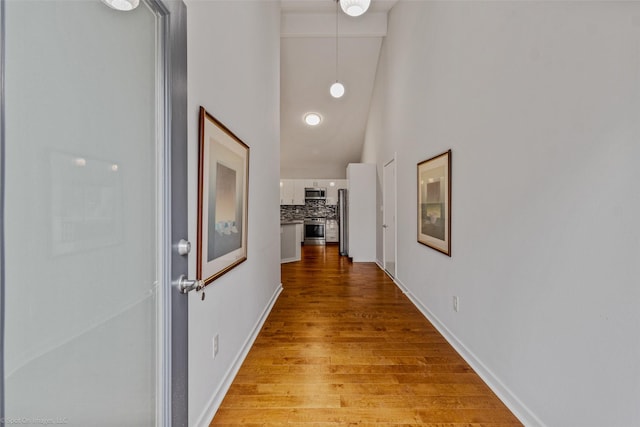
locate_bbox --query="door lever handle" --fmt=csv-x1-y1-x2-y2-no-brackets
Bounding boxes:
175,275,204,294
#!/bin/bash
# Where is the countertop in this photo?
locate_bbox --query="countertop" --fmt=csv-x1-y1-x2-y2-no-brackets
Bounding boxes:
280,220,304,225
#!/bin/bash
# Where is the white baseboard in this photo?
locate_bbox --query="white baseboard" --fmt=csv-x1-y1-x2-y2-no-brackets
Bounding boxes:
194,283,283,427
374,264,544,427
351,258,377,263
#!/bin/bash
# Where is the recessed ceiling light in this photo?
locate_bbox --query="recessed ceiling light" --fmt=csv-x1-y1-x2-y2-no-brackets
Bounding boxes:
304,113,322,126
101,0,140,11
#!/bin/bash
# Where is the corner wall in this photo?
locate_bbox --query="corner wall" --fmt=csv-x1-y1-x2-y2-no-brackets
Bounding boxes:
185,1,281,424
362,1,640,425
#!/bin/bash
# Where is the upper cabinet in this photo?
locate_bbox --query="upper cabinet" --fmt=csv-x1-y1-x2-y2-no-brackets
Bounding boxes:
280,179,306,205
324,179,347,205
293,180,306,205
280,178,347,206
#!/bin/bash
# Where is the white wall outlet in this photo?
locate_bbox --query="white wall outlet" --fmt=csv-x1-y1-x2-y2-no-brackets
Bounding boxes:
213,334,219,359
453,296,459,312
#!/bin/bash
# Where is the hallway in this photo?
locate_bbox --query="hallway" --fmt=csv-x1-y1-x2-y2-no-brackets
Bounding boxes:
211,245,521,425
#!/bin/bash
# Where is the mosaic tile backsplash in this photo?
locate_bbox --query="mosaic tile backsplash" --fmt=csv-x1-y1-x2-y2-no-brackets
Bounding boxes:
280,199,337,221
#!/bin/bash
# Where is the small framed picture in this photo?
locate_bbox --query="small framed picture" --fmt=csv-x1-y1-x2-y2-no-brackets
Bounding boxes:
197,106,250,286
417,149,451,256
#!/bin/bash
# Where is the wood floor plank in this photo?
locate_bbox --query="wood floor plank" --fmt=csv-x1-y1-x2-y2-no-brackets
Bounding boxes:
210,245,521,426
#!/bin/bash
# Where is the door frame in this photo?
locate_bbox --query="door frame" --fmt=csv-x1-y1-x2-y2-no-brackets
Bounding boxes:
0,0,189,425
160,0,190,425
382,156,397,279
0,0,6,420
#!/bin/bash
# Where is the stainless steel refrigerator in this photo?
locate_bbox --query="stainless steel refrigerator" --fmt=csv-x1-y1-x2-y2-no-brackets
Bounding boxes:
338,189,348,256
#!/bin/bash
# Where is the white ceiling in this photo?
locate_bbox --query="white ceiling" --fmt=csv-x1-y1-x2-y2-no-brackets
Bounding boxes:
280,0,397,179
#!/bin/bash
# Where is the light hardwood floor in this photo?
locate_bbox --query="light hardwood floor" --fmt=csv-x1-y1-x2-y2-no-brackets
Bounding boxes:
211,244,522,426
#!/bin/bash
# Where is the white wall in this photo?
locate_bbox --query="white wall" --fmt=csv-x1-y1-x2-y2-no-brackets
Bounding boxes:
185,1,281,425
362,1,640,426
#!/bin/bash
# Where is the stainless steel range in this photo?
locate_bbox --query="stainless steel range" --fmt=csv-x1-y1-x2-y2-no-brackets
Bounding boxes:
303,217,326,245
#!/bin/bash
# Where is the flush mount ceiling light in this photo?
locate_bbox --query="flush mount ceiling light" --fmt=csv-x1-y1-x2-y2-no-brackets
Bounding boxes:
330,0,345,99
101,0,140,11
340,0,371,17
304,113,322,126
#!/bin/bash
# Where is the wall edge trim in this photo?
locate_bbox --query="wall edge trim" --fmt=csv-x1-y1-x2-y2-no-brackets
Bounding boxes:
194,282,284,427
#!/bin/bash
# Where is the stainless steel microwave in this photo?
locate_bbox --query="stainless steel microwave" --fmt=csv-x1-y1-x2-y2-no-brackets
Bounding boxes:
305,187,326,200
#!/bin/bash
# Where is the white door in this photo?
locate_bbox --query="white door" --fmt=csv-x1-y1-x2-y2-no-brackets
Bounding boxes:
1,1,187,425
383,159,397,278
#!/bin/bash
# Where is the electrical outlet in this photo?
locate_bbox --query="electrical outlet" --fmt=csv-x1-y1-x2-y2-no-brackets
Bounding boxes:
213,334,219,359
453,296,459,312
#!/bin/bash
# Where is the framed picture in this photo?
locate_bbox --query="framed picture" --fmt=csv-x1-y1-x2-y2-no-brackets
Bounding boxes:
197,106,249,286
417,149,451,256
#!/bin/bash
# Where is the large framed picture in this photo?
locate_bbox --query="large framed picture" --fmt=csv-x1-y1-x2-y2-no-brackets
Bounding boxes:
197,106,249,286
417,149,451,256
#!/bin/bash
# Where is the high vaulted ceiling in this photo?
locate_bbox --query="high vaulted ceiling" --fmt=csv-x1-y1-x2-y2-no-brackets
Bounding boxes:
280,0,397,179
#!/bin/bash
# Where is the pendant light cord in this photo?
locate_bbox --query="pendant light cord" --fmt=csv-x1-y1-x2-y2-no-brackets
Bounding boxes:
335,0,339,83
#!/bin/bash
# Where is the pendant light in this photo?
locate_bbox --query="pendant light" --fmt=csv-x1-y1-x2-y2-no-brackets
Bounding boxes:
340,0,371,17
101,0,140,11
330,0,345,99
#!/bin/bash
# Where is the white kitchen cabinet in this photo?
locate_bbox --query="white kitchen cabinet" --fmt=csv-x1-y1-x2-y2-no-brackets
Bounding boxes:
325,219,339,242
293,180,306,205
280,223,302,263
280,178,347,206
325,179,347,205
280,179,306,205
280,179,294,205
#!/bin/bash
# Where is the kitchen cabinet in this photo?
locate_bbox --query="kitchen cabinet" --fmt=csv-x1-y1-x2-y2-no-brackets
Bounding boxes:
325,219,339,243
280,179,305,205
280,178,348,206
293,181,306,205
280,179,293,205
325,179,347,205
281,222,302,263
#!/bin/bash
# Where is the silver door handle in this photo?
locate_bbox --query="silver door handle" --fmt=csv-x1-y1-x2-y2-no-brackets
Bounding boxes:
176,239,191,256
382,224,388,228
175,275,203,294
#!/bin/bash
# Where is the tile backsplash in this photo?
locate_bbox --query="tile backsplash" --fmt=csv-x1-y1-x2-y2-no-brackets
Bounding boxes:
281,199,337,221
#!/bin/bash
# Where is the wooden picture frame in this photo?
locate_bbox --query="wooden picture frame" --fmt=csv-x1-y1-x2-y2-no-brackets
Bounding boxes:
417,149,451,256
197,106,249,286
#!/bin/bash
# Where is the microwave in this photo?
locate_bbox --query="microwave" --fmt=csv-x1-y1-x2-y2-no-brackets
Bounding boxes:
305,187,326,200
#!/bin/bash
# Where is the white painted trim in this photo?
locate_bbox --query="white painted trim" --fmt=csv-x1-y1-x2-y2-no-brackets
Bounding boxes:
374,262,544,427
382,156,397,279
351,257,377,263
194,283,284,427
